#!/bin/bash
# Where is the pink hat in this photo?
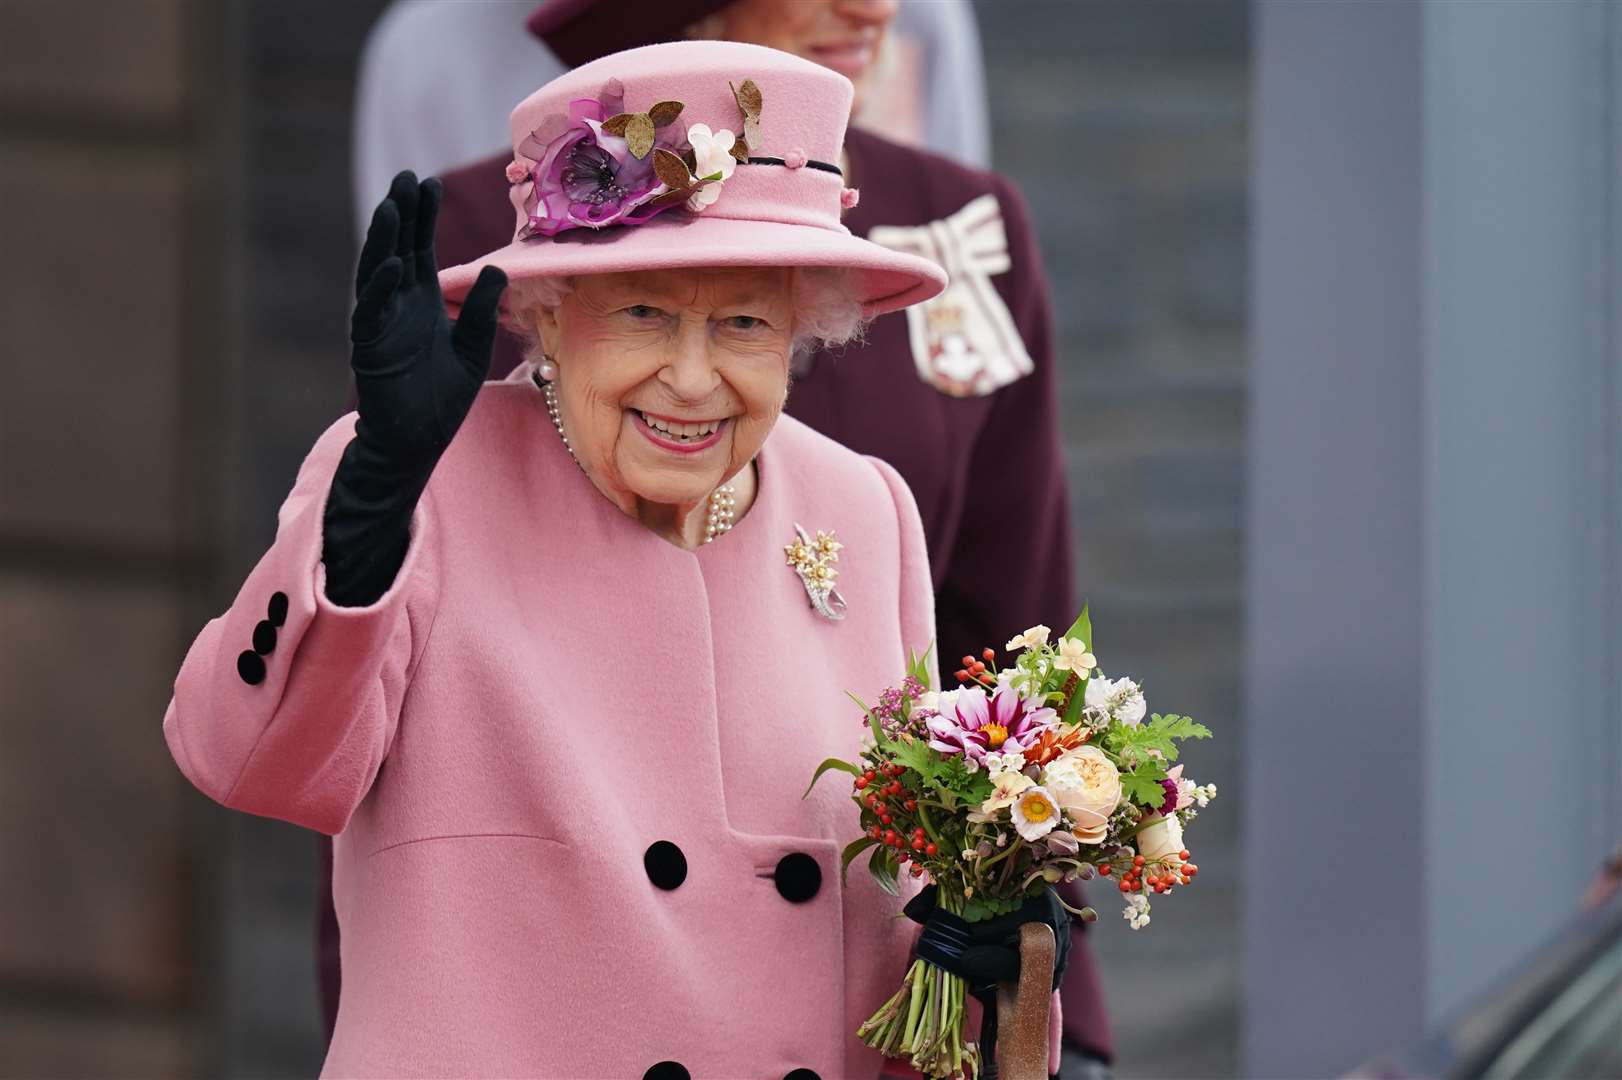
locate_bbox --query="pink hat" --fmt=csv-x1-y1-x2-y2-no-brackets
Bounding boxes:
438,40,947,318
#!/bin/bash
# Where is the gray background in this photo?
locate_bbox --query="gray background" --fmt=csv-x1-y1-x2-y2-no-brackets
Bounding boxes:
6,3,1618,1079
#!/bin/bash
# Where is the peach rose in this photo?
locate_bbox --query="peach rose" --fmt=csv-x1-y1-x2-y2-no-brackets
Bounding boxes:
1042,744,1122,845
1136,813,1185,866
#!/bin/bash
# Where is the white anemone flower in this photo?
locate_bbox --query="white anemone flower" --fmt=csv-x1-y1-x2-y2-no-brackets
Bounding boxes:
1010,786,1062,842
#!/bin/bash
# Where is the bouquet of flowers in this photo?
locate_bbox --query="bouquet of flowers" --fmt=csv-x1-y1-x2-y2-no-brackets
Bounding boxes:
807,609,1216,1078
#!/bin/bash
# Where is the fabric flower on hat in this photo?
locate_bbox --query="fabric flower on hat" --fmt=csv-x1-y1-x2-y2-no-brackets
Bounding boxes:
516,83,685,238
684,123,738,211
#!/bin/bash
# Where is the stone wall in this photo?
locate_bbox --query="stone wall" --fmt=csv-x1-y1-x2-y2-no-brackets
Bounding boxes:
973,3,1250,1075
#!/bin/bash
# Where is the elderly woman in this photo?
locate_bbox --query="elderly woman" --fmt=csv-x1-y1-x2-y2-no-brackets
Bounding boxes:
164,41,958,1077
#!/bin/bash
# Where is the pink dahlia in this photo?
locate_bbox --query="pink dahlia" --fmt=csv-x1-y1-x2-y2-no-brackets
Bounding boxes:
926,686,1057,764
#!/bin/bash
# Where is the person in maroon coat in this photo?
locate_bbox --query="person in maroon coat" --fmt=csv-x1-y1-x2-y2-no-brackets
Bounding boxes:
322,0,1112,1069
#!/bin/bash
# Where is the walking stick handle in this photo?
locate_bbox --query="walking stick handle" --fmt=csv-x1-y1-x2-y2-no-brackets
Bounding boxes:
993,921,1055,1080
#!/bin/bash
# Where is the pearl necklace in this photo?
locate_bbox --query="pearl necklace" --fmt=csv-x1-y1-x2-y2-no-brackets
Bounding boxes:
542,378,736,545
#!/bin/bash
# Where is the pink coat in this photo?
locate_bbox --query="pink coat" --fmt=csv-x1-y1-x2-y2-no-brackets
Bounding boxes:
163,372,939,1077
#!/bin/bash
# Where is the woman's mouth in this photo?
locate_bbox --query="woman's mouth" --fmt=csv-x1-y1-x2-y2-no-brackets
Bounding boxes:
809,42,875,79
631,409,729,453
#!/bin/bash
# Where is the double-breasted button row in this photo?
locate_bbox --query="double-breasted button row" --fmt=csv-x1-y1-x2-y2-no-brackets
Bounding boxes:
642,843,823,903
643,1065,819,1080
236,591,289,686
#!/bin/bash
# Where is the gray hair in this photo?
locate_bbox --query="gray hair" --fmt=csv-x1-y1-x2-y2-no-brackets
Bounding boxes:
502,266,867,373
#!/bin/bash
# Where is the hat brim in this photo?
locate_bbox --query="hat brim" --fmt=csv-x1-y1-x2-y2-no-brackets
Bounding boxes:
438,215,947,320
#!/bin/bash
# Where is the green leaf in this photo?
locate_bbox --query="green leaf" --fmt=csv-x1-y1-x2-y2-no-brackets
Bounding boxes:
802,757,859,799
868,845,900,896
848,690,887,745
907,643,937,690
1061,605,1093,650
1120,761,1170,807
841,836,879,886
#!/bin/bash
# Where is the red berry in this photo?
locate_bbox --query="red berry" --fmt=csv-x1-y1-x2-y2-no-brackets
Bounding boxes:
910,865,924,877
925,842,938,856
879,814,891,825
982,648,996,662
1118,880,1131,894
1099,864,1112,876
1133,856,1146,867
884,830,897,844
1179,849,1190,860
912,838,925,851
1185,864,1199,876
855,777,868,789
904,799,917,811
955,669,970,683
961,655,976,667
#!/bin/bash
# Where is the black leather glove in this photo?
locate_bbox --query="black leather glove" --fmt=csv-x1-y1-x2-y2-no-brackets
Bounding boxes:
905,884,1073,1080
904,883,1073,992
322,171,507,607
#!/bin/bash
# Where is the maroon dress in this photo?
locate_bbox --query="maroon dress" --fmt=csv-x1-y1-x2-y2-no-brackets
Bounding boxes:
318,126,1112,1061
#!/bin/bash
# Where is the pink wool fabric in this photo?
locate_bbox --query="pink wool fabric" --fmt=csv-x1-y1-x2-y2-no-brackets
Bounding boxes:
164,371,947,1077
437,40,947,319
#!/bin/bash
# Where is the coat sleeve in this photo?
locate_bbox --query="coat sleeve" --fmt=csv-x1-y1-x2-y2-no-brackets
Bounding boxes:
933,175,1076,669
162,417,441,835
868,456,939,687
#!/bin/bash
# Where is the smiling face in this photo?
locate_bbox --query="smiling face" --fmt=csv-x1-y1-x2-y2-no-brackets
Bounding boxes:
533,266,795,516
718,0,899,109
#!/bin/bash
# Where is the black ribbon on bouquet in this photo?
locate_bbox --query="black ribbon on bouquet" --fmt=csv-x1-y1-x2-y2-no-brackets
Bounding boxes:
904,885,1072,1080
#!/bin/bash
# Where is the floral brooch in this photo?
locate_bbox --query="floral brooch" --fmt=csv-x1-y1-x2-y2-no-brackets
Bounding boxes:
786,524,847,621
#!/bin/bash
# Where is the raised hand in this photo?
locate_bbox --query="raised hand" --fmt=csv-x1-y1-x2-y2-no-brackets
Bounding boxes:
349,170,507,468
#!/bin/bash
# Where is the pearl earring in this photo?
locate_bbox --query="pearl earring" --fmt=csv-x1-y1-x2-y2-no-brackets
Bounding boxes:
536,355,558,382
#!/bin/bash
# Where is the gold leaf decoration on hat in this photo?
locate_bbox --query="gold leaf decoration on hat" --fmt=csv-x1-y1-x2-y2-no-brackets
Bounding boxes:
624,114,655,158
601,101,686,160
729,78,763,162
652,148,692,190
647,100,684,127
645,146,717,211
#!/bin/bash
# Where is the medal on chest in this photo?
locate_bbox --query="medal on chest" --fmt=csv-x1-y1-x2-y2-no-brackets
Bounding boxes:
867,193,1035,398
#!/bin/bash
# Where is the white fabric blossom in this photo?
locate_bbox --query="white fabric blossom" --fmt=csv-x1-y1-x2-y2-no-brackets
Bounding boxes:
684,123,737,211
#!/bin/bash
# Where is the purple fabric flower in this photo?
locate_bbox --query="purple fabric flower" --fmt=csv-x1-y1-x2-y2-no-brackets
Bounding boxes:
926,686,1057,764
1157,777,1180,817
517,89,684,238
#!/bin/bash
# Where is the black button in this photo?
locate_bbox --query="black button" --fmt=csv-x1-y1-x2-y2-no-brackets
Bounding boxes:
774,852,822,903
784,1071,820,1080
643,1063,689,1080
252,620,277,655
267,591,289,627
644,841,687,891
236,650,265,686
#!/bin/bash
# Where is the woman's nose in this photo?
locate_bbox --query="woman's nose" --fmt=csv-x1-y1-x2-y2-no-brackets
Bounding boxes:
656,328,723,402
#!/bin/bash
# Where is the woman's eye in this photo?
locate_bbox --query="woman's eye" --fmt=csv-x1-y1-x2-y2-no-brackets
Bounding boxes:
724,315,764,331
625,305,663,320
